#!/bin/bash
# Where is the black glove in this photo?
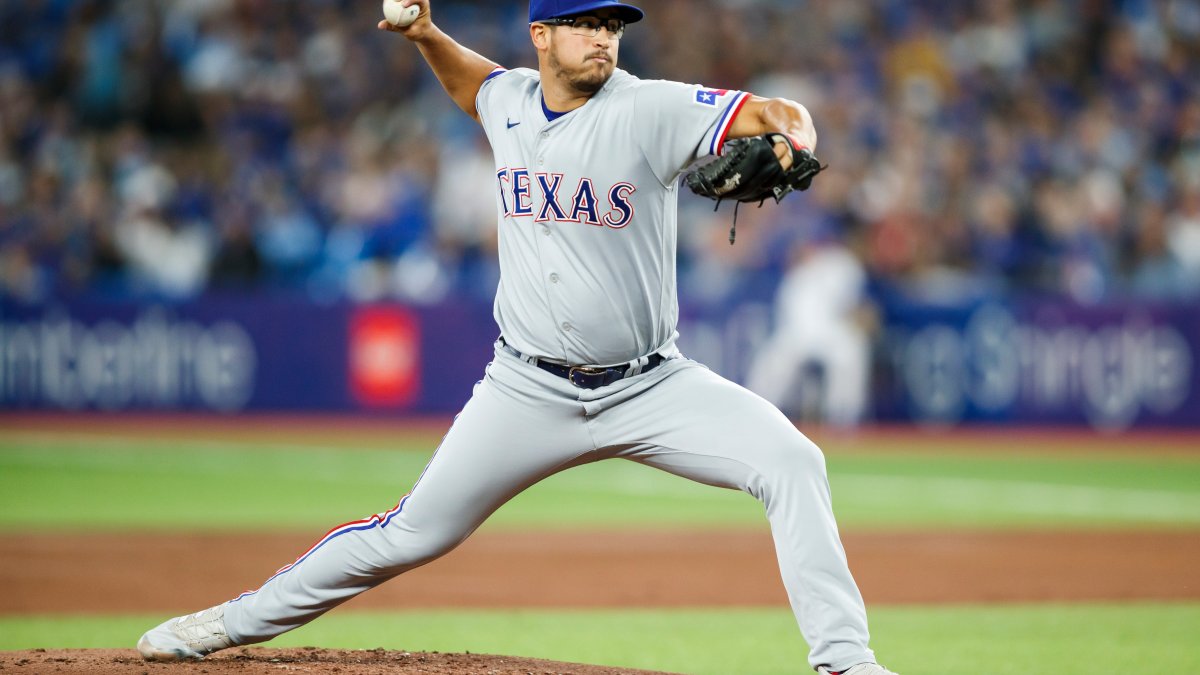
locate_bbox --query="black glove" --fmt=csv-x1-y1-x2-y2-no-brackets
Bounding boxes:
685,133,824,204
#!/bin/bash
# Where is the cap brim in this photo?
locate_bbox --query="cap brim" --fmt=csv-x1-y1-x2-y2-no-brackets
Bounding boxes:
550,1,644,23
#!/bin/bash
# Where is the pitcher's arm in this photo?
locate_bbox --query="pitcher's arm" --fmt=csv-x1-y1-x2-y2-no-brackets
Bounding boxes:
726,96,816,169
378,0,499,122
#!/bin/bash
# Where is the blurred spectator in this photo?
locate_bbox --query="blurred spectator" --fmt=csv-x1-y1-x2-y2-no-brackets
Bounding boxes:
1167,184,1200,287
431,135,501,301
1128,198,1196,298
209,198,262,289
112,155,213,298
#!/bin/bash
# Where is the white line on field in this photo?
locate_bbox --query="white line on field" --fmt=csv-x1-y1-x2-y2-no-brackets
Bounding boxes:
837,474,1200,521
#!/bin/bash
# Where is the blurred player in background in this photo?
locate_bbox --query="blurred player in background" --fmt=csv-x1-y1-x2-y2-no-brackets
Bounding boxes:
748,231,875,428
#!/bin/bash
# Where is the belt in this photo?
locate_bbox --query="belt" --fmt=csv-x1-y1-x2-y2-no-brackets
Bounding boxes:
499,338,668,389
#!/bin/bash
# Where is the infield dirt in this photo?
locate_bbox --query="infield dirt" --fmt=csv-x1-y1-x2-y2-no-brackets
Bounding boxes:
2,529,1197,614
3,528,1199,673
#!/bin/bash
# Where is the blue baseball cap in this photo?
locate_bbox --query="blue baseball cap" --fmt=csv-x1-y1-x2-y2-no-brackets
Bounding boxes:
529,0,644,24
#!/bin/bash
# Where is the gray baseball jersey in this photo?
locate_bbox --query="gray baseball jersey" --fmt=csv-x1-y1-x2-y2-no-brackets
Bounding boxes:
168,65,879,673
477,67,748,366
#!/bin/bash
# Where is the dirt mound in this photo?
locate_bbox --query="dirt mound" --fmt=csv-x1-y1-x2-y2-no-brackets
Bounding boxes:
0,648,679,674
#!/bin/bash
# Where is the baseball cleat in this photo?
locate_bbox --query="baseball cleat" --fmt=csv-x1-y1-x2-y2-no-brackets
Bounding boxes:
136,603,236,661
817,663,900,675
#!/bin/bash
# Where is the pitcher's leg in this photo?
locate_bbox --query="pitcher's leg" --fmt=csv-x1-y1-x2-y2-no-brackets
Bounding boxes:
224,367,593,644
597,362,873,671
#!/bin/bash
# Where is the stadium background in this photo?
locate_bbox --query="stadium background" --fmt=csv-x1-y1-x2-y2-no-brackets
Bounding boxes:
1,1,1199,673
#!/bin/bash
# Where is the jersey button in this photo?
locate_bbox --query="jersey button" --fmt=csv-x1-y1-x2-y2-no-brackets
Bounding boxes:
537,157,544,165
561,322,572,332
549,273,560,284
541,227,551,236
541,131,550,138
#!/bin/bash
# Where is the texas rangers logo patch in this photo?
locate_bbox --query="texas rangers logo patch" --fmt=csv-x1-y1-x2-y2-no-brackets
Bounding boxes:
694,88,729,107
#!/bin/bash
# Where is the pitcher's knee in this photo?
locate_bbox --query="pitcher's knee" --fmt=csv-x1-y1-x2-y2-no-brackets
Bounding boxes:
372,528,465,572
761,433,828,482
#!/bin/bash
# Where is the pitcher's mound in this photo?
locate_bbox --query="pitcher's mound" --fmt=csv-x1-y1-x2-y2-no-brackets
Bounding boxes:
0,648,680,674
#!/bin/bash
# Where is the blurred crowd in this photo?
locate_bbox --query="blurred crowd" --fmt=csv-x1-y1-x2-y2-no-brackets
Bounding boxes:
2,0,1199,306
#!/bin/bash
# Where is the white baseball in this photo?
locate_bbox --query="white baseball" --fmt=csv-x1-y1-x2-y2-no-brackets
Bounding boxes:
382,0,420,27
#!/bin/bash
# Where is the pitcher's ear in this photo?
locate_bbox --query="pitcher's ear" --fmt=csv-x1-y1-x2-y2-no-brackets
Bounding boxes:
531,22,551,50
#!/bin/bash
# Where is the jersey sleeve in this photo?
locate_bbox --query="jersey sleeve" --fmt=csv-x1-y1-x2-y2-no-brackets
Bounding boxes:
632,81,750,185
474,66,509,127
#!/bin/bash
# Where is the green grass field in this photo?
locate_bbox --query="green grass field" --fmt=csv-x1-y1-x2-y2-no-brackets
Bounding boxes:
2,423,1199,673
3,427,1199,531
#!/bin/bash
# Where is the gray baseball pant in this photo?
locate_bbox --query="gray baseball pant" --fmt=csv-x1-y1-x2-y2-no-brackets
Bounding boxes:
222,342,875,670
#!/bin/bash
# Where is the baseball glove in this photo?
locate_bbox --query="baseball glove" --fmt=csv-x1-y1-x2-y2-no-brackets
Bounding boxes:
685,133,824,205
686,133,824,243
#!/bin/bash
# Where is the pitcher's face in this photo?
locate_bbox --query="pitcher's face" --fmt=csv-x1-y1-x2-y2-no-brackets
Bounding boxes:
538,13,622,95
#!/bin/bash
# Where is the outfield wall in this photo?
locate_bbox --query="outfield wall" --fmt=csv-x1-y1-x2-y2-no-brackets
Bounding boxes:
873,299,1198,430
1,293,1196,429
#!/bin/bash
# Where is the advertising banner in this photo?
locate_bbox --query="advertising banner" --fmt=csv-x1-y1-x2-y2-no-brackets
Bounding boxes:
0,295,496,414
873,300,1199,429
3,293,1197,429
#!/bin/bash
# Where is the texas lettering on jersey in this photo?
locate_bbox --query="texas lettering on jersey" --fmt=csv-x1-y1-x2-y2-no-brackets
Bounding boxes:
495,168,637,229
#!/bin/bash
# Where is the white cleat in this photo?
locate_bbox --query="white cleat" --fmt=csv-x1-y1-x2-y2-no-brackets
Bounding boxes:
136,603,236,661
818,664,900,675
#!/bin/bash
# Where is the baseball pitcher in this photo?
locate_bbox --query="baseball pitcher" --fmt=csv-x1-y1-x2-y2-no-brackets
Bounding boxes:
137,2,895,673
